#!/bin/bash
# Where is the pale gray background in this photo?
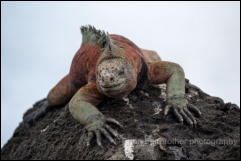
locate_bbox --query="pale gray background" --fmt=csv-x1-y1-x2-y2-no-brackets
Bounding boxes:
1,1,240,148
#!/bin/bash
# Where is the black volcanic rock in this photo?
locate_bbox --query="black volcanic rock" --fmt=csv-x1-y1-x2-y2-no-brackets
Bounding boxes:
1,80,240,160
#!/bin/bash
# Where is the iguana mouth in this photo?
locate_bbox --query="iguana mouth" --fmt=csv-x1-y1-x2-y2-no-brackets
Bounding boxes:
101,83,123,89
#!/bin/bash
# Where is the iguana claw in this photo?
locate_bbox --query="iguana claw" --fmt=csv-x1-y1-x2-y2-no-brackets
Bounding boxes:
86,117,122,147
164,96,201,127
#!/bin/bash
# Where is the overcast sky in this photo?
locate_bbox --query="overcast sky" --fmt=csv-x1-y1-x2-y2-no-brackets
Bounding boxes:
1,1,240,148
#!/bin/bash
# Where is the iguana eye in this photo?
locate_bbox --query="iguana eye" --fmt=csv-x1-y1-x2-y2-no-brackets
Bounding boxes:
118,68,125,76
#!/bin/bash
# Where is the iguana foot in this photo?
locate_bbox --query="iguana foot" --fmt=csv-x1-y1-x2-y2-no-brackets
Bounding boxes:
164,96,201,127
24,100,49,126
86,116,123,147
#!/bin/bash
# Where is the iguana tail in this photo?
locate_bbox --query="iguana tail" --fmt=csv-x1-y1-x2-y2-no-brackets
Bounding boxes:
80,25,112,51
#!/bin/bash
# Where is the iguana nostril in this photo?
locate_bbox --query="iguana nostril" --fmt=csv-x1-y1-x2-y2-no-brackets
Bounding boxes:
110,77,114,82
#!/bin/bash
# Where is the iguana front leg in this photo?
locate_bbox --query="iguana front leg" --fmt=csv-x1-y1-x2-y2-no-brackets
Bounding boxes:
148,61,201,126
69,82,122,147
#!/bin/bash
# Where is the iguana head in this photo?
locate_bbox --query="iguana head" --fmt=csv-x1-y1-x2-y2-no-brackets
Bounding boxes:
96,42,137,98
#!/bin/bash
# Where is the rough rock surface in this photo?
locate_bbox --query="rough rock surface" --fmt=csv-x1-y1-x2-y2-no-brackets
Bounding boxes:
1,80,240,160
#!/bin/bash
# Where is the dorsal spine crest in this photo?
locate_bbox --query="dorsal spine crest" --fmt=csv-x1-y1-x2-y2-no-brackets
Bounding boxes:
81,25,112,51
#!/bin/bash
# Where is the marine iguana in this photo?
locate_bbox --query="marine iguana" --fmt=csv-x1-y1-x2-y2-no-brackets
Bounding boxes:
24,25,201,147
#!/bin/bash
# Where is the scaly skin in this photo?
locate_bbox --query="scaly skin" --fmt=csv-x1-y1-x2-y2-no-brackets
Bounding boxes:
24,25,201,146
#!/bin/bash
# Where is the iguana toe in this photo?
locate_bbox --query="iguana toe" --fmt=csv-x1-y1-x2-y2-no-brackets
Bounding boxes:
106,118,123,129
188,103,202,116
100,128,117,145
95,130,102,147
